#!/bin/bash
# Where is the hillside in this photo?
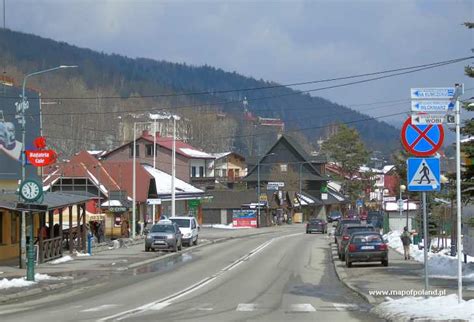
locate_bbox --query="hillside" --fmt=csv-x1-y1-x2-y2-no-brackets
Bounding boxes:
0,28,400,157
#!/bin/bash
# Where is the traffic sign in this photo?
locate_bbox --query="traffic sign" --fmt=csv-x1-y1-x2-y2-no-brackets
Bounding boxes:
356,199,363,207
407,157,440,192
411,87,455,99
411,100,455,112
411,114,444,125
446,114,455,125
401,117,444,157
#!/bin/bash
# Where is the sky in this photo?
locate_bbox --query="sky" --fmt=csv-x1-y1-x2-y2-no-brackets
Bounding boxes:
3,0,474,129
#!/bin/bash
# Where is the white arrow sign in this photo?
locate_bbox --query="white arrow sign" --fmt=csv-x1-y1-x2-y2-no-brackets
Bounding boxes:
411,88,455,99
411,114,444,125
411,100,455,112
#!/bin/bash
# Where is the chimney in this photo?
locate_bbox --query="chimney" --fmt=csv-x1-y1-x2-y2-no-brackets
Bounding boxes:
142,130,149,137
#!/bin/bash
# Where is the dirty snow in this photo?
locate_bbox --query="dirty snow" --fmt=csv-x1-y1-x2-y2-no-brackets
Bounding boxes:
49,255,73,264
384,230,474,281
372,294,474,321
0,273,71,289
74,252,91,257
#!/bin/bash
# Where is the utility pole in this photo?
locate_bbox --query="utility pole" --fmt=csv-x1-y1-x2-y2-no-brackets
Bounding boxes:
171,115,176,217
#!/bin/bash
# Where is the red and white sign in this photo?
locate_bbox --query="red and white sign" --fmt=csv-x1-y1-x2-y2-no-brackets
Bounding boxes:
26,150,57,167
233,218,257,228
400,117,444,157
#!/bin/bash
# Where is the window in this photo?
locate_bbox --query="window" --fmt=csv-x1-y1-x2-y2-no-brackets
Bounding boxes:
145,144,154,157
280,164,287,172
192,166,197,177
199,166,204,177
129,144,140,157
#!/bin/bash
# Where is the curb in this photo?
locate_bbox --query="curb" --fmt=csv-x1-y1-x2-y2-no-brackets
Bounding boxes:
329,243,377,305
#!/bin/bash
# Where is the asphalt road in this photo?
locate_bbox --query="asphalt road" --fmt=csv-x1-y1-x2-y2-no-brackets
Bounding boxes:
0,225,382,322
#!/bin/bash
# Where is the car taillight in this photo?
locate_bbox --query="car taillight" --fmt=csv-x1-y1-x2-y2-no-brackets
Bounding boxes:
378,244,388,251
348,244,357,252
342,235,349,241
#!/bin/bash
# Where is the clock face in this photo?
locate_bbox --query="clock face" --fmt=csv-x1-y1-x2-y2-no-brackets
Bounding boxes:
20,181,41,201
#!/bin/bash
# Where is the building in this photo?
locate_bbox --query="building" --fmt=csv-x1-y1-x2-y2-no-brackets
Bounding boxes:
101,130,215,190
209,152,247,187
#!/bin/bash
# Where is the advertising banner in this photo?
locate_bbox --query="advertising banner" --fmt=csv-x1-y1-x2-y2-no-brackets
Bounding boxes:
232,210,257,228
0,82,41,180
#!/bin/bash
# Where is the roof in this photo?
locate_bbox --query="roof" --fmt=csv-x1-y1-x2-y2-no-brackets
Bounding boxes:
143,165,203,195
0,192,93,211
202,190,257,209
209,152,246,161
102,133,214,160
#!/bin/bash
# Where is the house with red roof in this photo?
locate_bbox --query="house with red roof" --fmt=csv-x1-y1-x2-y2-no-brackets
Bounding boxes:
101,130,215,190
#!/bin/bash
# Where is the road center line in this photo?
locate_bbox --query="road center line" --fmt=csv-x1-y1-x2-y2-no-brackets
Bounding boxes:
97,231,303,321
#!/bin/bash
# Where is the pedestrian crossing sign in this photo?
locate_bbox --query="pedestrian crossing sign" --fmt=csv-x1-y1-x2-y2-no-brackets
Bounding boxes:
407,157,440,192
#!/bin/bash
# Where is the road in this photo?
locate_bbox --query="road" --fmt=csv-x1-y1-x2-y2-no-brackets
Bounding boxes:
0,225,382,321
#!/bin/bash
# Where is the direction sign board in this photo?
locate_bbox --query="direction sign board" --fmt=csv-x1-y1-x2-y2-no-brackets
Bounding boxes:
411,114,444,125
407,157,440,192
411,87,455,99
401,117,444,157
411,100,455,113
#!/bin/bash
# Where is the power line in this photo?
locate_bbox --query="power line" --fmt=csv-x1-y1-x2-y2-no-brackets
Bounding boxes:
0,55,471,102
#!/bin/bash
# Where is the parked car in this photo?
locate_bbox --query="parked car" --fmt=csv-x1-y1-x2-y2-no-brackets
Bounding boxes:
169,216,199,246
145,222,182,252
334,218,361,244
327,211,342,223
306,218,327,234
367,211,384,229
337,224,376,260
344,232,389,267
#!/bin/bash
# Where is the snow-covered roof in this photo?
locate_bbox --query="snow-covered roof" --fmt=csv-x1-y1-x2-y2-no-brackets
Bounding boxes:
383,165,395,174
101,200,122,207
328,190,345,202
179,148,214,159
461,137,474,143
296,193,316,206
210,152,232,160
143,165,203,194
328,181,342,192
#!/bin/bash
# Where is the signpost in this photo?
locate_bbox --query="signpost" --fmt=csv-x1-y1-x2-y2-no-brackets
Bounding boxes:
411,100,455,112
410,87,455,99
411,114,444,125
405,85,464,302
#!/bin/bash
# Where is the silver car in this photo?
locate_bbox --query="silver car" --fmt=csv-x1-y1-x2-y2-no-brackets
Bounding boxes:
145,222,182,252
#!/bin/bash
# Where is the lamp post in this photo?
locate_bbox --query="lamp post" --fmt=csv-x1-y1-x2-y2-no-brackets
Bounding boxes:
256,153,275,228
400,184,406,227
18,65,77,273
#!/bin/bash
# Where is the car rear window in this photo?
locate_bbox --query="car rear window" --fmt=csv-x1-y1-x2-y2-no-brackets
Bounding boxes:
310,219,323,224
170,218,191,228
351,234,382,243
346,226,375,234
151,225,175,233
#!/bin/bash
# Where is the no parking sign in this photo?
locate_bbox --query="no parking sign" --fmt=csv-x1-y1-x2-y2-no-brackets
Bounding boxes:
400,117,444,157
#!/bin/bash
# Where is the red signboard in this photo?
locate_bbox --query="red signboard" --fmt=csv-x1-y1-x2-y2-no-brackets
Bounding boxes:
400,117,444,157
233,217,257,228
26,150,57,167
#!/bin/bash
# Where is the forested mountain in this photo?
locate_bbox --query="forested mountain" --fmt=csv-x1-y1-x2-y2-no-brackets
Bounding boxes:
0,28,399,158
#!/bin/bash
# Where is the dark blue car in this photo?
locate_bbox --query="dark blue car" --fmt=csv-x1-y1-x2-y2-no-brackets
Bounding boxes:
327,211,342,223
344,232,388,267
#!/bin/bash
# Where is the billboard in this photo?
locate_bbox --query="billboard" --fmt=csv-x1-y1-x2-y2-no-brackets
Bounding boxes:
0,81,41,181
232,210,257,228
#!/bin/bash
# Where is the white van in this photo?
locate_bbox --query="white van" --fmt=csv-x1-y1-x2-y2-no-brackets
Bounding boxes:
169,216,199,246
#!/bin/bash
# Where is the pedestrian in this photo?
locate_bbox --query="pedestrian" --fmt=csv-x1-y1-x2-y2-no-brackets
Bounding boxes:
97,223,104,243
400,226,412,260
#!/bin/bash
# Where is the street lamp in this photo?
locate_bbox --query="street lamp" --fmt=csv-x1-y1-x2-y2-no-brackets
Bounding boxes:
257,152,276,228
18,65,77,278
400,184,406,227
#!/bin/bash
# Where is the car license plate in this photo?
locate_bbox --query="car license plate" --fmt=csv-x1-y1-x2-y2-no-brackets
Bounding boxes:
361,246,375,250
154,241,165,245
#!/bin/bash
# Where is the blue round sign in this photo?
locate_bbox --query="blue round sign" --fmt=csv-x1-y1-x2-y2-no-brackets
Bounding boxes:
401,118,444,156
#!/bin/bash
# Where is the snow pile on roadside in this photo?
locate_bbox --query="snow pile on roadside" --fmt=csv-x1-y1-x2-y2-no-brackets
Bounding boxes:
74,252,91,257
0,273,71,289
384,230,474,281
202,223,252,229
372,294,474,321
49,255,73,264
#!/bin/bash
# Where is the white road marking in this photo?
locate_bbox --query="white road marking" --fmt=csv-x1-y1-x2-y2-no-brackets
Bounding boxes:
149,303,171,311
97,231,303,321
288,303,316,312
333,303,360,311
81,305,119,312
236,303,258,311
